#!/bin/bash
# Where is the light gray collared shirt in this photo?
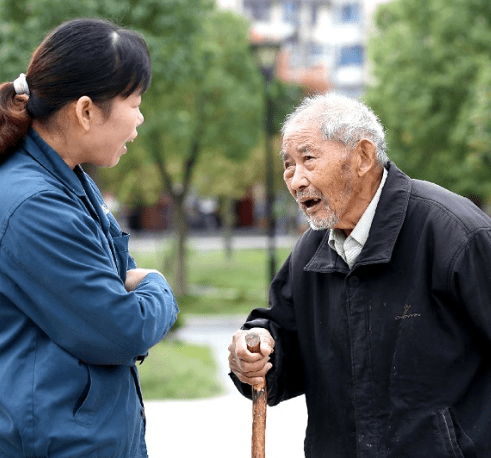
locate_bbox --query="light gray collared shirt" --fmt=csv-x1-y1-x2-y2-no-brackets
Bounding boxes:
328,168,388,268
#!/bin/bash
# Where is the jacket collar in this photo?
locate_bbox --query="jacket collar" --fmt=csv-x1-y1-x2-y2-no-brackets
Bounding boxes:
305,161,412,273
21,128,86,197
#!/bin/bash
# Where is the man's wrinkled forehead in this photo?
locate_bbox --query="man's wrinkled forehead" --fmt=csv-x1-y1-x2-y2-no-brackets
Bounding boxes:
281,120,322,155
280,136,316,160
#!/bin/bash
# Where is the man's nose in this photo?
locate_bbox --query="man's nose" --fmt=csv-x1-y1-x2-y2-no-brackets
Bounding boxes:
289,166,309,192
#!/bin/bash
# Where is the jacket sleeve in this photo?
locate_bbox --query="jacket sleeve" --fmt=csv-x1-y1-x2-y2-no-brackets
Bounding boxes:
230,253,305,406
449,228,491,341
1,191,178,366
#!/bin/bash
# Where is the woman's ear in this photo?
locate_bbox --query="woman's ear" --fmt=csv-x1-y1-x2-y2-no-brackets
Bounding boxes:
74,96,95,132
354,139,378,177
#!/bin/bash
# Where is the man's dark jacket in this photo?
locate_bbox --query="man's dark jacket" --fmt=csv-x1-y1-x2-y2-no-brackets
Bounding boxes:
232,162,491,458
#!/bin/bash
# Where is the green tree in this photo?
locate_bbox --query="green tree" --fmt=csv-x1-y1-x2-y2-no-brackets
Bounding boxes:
192,78,304,261
114,9,263,295
0,0,264,296
365,0,491,201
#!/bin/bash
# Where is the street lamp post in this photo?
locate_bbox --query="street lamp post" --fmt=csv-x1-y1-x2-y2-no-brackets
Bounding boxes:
251,41,281,285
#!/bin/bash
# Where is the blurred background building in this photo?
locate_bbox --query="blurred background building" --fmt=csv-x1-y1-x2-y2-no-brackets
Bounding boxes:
218,0,392,97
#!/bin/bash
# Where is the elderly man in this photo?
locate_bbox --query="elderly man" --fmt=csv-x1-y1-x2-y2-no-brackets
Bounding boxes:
228,92,491,457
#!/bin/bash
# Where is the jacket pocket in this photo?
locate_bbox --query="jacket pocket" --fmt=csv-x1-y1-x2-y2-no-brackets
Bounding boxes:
131,366,146,430
435,408,477,458
73,364,98,427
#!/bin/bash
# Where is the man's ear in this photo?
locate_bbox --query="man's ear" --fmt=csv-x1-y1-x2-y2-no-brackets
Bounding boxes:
74,96,95,132
354,139,378,177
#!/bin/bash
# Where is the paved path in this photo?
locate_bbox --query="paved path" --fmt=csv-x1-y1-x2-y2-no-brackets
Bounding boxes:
128,232,299,253
144,315,308,457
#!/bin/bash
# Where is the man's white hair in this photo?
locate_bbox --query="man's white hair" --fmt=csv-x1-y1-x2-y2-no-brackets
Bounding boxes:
282,92,388,166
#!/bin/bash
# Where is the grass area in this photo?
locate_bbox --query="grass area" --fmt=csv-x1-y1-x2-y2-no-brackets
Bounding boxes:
138,339,224,400
133,243,292,400
132,246,291,315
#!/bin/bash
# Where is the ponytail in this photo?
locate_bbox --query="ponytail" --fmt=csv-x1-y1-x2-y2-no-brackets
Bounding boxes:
0,82,32,157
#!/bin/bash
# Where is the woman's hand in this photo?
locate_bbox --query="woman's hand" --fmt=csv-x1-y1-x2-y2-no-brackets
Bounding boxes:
125,268,165,292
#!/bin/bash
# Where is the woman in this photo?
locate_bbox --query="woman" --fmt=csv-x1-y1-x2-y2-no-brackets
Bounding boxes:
0,18,178,458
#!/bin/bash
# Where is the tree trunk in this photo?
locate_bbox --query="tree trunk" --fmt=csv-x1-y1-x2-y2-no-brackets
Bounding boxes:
172,193,188,296
149,111,202,297
220,196,236,261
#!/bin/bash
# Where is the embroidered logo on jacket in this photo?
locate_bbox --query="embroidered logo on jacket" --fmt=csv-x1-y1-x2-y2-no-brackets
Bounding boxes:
395,304,421,320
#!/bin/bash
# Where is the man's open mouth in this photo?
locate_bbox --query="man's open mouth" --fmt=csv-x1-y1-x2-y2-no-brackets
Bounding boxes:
302,198,321,209
296,192,324,214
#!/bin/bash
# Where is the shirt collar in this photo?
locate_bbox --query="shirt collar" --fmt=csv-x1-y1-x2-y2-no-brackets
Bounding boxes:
329,167,388,259
350,167,388,245
21,128,86,197
305,162,412,273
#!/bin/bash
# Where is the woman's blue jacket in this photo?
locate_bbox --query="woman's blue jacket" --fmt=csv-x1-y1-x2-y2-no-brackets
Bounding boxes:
0,129,178,457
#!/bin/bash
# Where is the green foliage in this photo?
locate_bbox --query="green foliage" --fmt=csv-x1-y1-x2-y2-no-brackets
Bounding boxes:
192,77,303,200
0,0,261,204
268,78,305,134
0,0,211,84
102,6,264,208
365,0,491,198
139,340,223,399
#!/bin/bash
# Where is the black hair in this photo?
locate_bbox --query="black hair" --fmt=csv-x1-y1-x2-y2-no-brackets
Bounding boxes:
0,17,151,155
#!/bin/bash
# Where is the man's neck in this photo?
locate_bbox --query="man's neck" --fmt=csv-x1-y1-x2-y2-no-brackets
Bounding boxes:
339,166,384,237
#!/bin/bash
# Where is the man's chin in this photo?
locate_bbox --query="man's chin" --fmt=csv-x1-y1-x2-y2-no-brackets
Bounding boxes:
308,221,328,231
300,205,338,230
306,215,337,231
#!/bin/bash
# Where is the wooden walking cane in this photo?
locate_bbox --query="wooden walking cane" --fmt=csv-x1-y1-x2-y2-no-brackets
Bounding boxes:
246,333,267,458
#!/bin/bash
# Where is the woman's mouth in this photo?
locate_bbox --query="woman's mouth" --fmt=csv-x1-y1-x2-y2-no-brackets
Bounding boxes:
122,137,136,154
